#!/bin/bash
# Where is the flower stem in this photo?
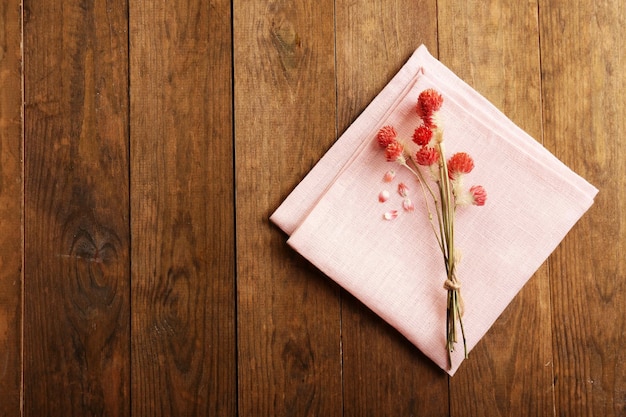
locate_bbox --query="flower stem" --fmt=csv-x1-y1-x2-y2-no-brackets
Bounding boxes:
402,159,444,252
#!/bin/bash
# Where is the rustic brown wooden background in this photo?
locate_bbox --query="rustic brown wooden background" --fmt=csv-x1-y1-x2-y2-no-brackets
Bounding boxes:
0,0,624,415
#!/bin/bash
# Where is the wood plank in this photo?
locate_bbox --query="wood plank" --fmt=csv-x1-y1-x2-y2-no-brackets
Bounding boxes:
22,0,130,415
233,1,343,415
334,1,449,415
0,0,22,414
539,1,626,415
129,0,236,415
437,1,555,414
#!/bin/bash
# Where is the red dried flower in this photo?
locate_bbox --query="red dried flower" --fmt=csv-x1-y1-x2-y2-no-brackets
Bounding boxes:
417,89,444,122
412,125,433,147
377,125,398,148
470,185,487,206
385,141,405,162
447,152,474,178
415,146,440,166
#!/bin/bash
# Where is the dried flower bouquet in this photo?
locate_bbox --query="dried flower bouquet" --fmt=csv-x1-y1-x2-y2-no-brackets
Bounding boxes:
375,89,487,369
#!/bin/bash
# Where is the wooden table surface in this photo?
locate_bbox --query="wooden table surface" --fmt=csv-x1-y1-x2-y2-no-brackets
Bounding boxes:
1,0,624,415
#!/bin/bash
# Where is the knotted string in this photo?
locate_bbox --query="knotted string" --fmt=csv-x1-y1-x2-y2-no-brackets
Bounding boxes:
443,277,465,316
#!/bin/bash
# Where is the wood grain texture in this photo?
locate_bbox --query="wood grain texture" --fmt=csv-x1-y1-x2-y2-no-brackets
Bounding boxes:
7,0,626,415
23,0,130,415
437,1,556,415
129,0,236,415
0,0,22,415
233,1,342,415
334,1,449,415
539,1,626,416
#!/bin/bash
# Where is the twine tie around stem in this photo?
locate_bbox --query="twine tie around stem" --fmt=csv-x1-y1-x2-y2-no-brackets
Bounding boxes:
443,277,465,317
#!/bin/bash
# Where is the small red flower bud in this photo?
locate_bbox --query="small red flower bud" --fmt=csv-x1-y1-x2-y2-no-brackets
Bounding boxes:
385,141,405,162
377,125,398,148
447,152,474,178
412,125,433,147
416,89,444,122
385,140,404,162
415,146,440,166
470,185,487,206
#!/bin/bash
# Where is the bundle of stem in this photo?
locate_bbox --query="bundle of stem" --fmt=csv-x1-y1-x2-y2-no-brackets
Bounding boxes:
436,141,467,369
402,140,468,369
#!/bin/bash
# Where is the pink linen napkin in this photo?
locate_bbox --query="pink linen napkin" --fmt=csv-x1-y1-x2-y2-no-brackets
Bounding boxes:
270,45,598,375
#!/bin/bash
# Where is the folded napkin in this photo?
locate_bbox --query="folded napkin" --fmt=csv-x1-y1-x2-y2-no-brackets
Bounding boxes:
271,45,598,375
